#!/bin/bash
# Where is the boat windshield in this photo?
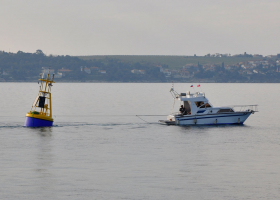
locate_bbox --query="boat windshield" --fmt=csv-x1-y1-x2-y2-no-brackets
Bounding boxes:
200,103,211,108
195,101,211,108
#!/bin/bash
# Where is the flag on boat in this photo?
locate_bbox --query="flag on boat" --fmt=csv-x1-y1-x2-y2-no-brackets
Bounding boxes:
190,85,193,87
197,84,200,87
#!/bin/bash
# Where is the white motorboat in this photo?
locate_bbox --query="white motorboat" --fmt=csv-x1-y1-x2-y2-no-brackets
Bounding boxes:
159,87,258,125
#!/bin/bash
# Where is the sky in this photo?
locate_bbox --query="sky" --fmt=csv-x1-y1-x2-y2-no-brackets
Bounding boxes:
1,0,280,56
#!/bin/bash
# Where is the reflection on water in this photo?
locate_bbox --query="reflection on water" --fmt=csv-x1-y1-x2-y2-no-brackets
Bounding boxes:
35,127,54,193
36,127,53,137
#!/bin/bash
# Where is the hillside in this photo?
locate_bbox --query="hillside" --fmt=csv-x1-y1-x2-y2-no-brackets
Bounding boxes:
1,51,279,82
78,55,262,69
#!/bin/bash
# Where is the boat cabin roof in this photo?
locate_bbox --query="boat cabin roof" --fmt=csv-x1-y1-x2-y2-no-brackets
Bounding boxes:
178,91,207,102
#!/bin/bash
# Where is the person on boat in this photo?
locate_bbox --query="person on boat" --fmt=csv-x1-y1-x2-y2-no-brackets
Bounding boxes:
179,105,186,115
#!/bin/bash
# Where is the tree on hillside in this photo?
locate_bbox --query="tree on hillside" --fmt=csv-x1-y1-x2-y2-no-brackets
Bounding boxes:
35,49,44,55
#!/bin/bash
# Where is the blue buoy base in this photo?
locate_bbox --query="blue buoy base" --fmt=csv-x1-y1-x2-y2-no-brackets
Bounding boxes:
24,116,53,127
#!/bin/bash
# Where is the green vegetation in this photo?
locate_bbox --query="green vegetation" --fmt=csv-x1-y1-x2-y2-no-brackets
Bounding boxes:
0,50,88,81
0,50,166,82
78,55,261,69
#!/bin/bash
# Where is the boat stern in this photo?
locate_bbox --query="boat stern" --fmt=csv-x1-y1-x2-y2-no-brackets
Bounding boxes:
167,114,175,122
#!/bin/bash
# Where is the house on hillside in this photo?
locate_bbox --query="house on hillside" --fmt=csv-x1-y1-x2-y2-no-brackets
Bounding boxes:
99,70,106,74
58,68,72,76
42,67,54,75
131,69,138,74
203,65,216,71
266,55,277,58
39,67,62,78
84,68,91,74
91,67,99,71
54,73,63,78
131,69,145,74
224,66,233,71
253,70,259,74
162,69,171,77
154,65,165,73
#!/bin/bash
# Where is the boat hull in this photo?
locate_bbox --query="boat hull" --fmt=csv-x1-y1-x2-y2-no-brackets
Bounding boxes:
24,116,53,127
172,112,252,125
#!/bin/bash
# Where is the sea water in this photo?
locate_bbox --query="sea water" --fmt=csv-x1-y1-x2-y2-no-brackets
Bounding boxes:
0,83,279,199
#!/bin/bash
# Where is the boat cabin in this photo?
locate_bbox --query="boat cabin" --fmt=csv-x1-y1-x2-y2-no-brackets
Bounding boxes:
173,91,233,115
178,91,211,115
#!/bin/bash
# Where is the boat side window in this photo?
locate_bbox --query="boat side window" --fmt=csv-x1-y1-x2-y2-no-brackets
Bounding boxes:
195,101,204,107
217,109,234,113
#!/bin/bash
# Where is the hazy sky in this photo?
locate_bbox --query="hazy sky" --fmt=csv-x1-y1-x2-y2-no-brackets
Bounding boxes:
1,0,279,56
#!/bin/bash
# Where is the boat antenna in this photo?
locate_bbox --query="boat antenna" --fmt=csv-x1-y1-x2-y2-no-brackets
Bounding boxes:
171,98,176,115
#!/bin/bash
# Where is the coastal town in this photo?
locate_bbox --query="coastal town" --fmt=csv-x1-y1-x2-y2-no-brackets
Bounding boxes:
156,57,280,81
0,50,280,82
52,53,280,82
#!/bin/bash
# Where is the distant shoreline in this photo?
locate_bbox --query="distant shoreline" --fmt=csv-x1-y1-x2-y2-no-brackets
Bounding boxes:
1,80,279,83
1,51,279,83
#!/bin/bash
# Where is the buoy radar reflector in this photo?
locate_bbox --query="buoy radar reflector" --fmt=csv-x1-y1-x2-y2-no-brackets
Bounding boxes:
24,72,55,127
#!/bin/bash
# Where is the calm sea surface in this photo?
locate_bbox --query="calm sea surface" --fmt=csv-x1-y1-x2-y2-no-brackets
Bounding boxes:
0,83,279,200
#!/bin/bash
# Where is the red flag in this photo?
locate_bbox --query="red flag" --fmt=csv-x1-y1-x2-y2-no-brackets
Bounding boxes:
197,84,200,87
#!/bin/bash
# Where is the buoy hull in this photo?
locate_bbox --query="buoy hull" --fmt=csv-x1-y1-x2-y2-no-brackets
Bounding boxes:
24,116,53,127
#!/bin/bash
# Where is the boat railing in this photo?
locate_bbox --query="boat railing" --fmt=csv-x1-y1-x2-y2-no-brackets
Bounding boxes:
230,105,258,112
170,88,205,99
170,112,183,116
170,112,193,116
183,92,205,98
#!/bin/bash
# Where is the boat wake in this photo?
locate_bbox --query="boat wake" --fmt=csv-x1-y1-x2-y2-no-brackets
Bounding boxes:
0,121,160,129
54,121,160,127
